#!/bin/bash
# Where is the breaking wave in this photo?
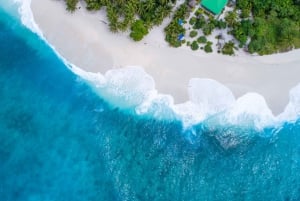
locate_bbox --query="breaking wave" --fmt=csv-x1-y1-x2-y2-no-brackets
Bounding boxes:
72,66,300,129
11,0,300,131
3,3,300,199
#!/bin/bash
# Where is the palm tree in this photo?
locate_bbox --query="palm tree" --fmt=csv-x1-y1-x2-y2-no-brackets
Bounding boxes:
158,0,170,6
143,0,155,11
136,2,144,16
225,11,238,27
106,5,119,32
222,40,236,55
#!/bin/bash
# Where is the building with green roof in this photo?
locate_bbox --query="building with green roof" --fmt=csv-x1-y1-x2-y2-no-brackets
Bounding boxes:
201,0,228,15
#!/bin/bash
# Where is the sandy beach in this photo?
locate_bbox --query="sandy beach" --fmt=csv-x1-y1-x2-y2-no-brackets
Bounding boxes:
30,0,300,114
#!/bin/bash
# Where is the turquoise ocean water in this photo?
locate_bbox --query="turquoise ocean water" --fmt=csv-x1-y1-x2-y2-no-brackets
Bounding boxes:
1,2,300,200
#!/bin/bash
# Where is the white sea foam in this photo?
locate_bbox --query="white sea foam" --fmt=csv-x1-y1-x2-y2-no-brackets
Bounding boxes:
12,0,82,72
171,79,235,127
73,66,153,109
13,0,43,37
226,93,276,129
16,0,300,130
73,65,178,119
72,65,300,129
278,83,300,123
85,66,158,109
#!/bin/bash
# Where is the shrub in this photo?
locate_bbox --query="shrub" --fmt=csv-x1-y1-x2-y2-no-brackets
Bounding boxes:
204,42,213,53
225,11,238,27
65,0,79,12
195,8,203,16
202,23,214,36
222,41,236,55
191,41,199,50
193,16,206,29
164,4,188,47
197,36,207,43
85,0,102,10
130,20,149,41
240,9,250,18
216,20,227,29
209,18,218,27
189,17,197,25
189,30,198,38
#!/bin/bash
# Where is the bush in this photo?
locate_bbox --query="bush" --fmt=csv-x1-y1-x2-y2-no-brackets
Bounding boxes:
85,0,102,10
164,4,188,47
222,41,235,55
225,11,238,27
209,18,218,27
189,30,198,38
65,0,79,12
204,42,213,53
216,20,227,29
202,23,215,36
197,36,207,43
130,20,148,41
232,19,251,47
240,9,250,18
189,17,197,25
195,8,203,16
193,16,206,29
191,41,199,50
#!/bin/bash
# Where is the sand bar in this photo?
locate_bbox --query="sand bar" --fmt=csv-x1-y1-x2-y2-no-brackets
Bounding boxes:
30,0,300,114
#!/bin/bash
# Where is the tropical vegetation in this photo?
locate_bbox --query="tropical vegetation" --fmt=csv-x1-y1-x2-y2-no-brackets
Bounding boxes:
65,0,175,37
235,0,300,54
65,0,78,12
222,41,236,55
204,41,213,53
63,0,300,55
130,20,148,41
191,41,199,50
164,4,189,47
197,36,207,43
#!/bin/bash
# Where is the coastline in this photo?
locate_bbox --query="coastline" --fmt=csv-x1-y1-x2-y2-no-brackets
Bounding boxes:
30,0,300,115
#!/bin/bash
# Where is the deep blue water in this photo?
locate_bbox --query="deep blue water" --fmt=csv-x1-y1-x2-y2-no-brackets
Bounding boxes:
1,4,300,201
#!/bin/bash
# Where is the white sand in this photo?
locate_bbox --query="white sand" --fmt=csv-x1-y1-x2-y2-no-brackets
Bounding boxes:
30,0,300,114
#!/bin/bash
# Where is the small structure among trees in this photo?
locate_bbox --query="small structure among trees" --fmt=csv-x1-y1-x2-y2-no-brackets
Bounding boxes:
201,0,228,15
188,0,197,8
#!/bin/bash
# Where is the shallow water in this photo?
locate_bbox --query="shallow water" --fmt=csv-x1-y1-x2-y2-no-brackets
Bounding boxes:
1,3,300,201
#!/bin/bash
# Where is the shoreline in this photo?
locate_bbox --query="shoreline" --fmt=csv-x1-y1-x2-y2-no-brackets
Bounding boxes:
30,0,300,115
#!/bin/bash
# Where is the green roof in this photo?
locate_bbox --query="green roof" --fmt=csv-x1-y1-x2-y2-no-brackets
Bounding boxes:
201,0,228,15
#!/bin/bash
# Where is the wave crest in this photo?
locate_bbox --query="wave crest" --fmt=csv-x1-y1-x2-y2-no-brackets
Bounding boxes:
278,83,300,122
72,65,300,130
12,0,43,36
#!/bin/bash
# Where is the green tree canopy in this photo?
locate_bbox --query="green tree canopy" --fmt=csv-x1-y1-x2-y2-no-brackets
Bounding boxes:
130,20,149,41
